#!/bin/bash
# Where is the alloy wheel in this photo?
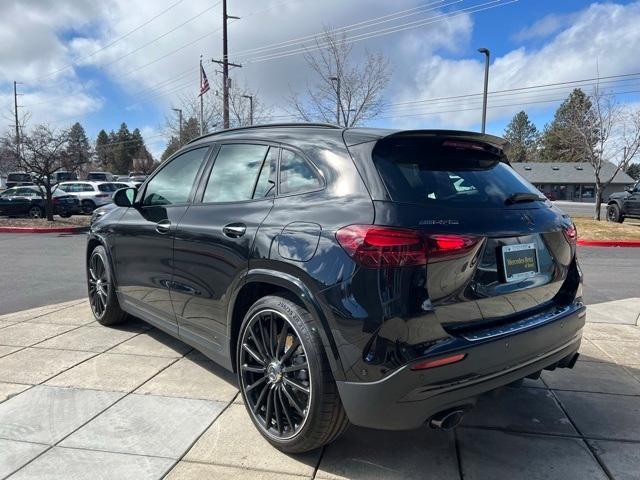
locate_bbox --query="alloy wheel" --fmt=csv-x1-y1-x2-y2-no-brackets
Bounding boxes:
88,252,109,318
28,206,42,218
239,309,312,440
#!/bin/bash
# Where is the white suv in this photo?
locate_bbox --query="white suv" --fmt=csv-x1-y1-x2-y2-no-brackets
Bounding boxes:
57,181,130,213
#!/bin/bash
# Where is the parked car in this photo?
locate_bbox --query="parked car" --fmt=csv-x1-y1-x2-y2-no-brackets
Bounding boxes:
51,171,78,184
86,171,116,182
87,124,584,453
0,186,80,218
607,181,640,222
5,172,34,189
57,181,124,213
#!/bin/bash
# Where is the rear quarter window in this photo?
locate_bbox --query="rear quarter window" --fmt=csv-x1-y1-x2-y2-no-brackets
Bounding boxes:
373,138,540,207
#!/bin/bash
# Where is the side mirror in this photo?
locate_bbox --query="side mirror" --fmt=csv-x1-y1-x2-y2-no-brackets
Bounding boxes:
625,186,634,193
113,187,137,207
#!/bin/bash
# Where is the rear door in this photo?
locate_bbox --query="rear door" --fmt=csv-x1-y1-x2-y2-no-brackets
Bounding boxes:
112,146,211,334
363,134,577,327
171,143,277,363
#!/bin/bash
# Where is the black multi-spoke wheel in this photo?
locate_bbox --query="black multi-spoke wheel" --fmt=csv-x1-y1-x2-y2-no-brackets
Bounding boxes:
237,296,349,453
240,309,311,440
87,246,127,326
607,204,624,223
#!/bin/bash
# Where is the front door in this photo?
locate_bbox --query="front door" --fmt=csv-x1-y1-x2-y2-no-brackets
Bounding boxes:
171,143,277,364
113,145,211,335
625,182,640,215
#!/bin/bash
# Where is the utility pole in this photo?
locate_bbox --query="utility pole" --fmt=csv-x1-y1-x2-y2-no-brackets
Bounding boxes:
13,81,22,160
330,76,340,125
242,95,253,125
172,108,183,144
478,47,490,134
212,0,241,129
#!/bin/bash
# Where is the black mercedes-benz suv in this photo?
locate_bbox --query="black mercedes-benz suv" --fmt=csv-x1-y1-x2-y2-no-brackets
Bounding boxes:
86,124,584,453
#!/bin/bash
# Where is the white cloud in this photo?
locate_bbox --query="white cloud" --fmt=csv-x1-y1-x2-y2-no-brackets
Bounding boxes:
391,1,640,130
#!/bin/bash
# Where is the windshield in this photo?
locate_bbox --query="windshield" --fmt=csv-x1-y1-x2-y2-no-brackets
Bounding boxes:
88,173,107,181
7,174,31,181
56,172,77,181
372,137,540,207
98,183,128,192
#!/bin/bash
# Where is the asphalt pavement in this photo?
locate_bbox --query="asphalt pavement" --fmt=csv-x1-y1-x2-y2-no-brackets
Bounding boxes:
553,200,605,218
0,233,637,315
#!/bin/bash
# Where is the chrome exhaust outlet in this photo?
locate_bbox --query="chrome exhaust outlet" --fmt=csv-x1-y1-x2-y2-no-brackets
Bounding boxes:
429,408,466,430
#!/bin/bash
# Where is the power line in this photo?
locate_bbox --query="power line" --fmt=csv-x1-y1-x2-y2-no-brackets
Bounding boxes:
40,0,185,80
243,0,516,64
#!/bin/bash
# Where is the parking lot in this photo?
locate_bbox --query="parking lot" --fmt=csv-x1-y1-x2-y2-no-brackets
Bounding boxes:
0,298,639,479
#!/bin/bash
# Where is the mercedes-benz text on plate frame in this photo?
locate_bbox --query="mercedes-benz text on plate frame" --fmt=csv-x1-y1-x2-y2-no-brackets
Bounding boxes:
86,124,585,453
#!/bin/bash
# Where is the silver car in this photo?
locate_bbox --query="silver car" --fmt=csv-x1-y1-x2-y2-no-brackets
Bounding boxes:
57,181,130,213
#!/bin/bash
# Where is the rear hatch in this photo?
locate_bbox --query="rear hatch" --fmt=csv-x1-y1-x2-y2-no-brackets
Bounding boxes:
351,131,579,330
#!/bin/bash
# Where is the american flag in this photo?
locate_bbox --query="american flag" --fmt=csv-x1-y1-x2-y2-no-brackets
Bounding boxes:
200,63,210,96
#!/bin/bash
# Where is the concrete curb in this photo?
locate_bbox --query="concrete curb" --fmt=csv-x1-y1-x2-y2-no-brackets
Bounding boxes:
0,226,88,234
578,239,640,247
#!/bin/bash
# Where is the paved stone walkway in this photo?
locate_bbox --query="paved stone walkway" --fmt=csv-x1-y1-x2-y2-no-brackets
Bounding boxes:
0,299,639,479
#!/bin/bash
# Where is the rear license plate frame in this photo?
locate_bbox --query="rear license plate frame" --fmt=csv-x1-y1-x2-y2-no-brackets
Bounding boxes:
500,243,539,283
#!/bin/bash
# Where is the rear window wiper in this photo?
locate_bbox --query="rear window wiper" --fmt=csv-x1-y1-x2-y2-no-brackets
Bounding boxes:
505,192,545,205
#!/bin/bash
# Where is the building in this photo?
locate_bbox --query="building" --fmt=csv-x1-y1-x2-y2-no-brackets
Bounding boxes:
512,162,636,202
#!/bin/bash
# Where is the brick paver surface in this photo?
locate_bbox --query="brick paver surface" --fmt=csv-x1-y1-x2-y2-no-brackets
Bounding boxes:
1,299,639,479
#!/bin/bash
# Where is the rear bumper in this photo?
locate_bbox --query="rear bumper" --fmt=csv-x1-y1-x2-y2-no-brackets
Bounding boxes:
336,302,585,430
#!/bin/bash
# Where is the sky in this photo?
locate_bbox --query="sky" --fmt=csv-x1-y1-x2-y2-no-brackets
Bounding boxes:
1,0,640,160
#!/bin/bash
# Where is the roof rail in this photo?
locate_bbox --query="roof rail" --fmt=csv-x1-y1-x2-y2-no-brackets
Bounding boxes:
187,122,341,144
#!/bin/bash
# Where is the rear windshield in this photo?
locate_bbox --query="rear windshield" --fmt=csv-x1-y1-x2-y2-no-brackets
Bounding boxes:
372,137,540,207
8,174,31,181
88,173,107,180
56,172,77,181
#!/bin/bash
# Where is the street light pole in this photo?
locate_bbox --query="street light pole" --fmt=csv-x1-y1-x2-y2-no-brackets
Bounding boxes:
241,94,253,125
330,76,340,126
478,47,490,134
172,108,183,144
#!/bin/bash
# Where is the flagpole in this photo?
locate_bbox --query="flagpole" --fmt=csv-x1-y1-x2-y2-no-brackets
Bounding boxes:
199,55,204,136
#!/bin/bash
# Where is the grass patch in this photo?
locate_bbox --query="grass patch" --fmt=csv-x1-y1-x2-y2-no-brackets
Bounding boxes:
573,217,640,241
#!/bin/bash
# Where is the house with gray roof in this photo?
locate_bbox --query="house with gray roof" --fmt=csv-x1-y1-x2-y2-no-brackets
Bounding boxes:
512,162,636,202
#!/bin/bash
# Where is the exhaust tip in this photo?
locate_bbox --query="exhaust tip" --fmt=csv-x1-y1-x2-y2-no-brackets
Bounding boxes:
429,408,466,430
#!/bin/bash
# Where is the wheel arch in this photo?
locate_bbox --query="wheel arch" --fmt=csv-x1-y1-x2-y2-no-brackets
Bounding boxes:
228,269,345,381
86,234,118,290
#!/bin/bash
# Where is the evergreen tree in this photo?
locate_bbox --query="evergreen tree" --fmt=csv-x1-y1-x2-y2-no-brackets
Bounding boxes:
161,137,181,162
181,117,201,145
539,89,597,162
504,111,539,162
626,163,640,181
65,122,91,172
95,130,110,169
113,122,132,173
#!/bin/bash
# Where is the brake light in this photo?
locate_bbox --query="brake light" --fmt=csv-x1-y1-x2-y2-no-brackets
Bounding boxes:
52,197,59,204
335,225,480,267
563,224,577,244
410,353,466,370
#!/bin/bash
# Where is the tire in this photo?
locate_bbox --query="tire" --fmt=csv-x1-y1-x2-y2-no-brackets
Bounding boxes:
59,210,71,218
87,245,127,326
606,204,624,223
237,295,349,453
28,206,44,218
82,200,96,214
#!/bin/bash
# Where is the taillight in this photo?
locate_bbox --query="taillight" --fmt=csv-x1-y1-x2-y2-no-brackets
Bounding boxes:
563,223,577,244
335,225,425,267
335,225,480,267
52,197,60,204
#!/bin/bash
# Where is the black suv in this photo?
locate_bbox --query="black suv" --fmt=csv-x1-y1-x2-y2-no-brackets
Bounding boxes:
607,181,640,222
86,124,584,453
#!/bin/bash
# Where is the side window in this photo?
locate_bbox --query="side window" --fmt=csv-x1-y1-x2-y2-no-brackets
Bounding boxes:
143,147,208,206
279,149,321,195
59,184,73,192
252,147,278,199
202,144,268,203
82,184,95,192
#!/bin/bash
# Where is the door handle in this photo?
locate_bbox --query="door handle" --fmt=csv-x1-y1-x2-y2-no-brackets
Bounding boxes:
223,223,247,238
155,219,171,234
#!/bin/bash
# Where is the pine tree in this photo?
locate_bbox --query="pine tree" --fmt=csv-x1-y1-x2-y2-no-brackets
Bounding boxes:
161,137,181,162
113,122,132,174
95,130,110,169
626,163,640,180
65,122,91,172
539,89,597,162
504,111,539,162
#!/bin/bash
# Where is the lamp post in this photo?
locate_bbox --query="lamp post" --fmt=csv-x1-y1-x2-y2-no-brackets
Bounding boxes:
172,108,183,144
330,76,341,126
478,47,490,134
241,94,254,125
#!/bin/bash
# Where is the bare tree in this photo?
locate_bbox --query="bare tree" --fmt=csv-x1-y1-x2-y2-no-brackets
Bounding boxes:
287,29,390,126
132,150,158,175
18,125,73,221
564,85,640,219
